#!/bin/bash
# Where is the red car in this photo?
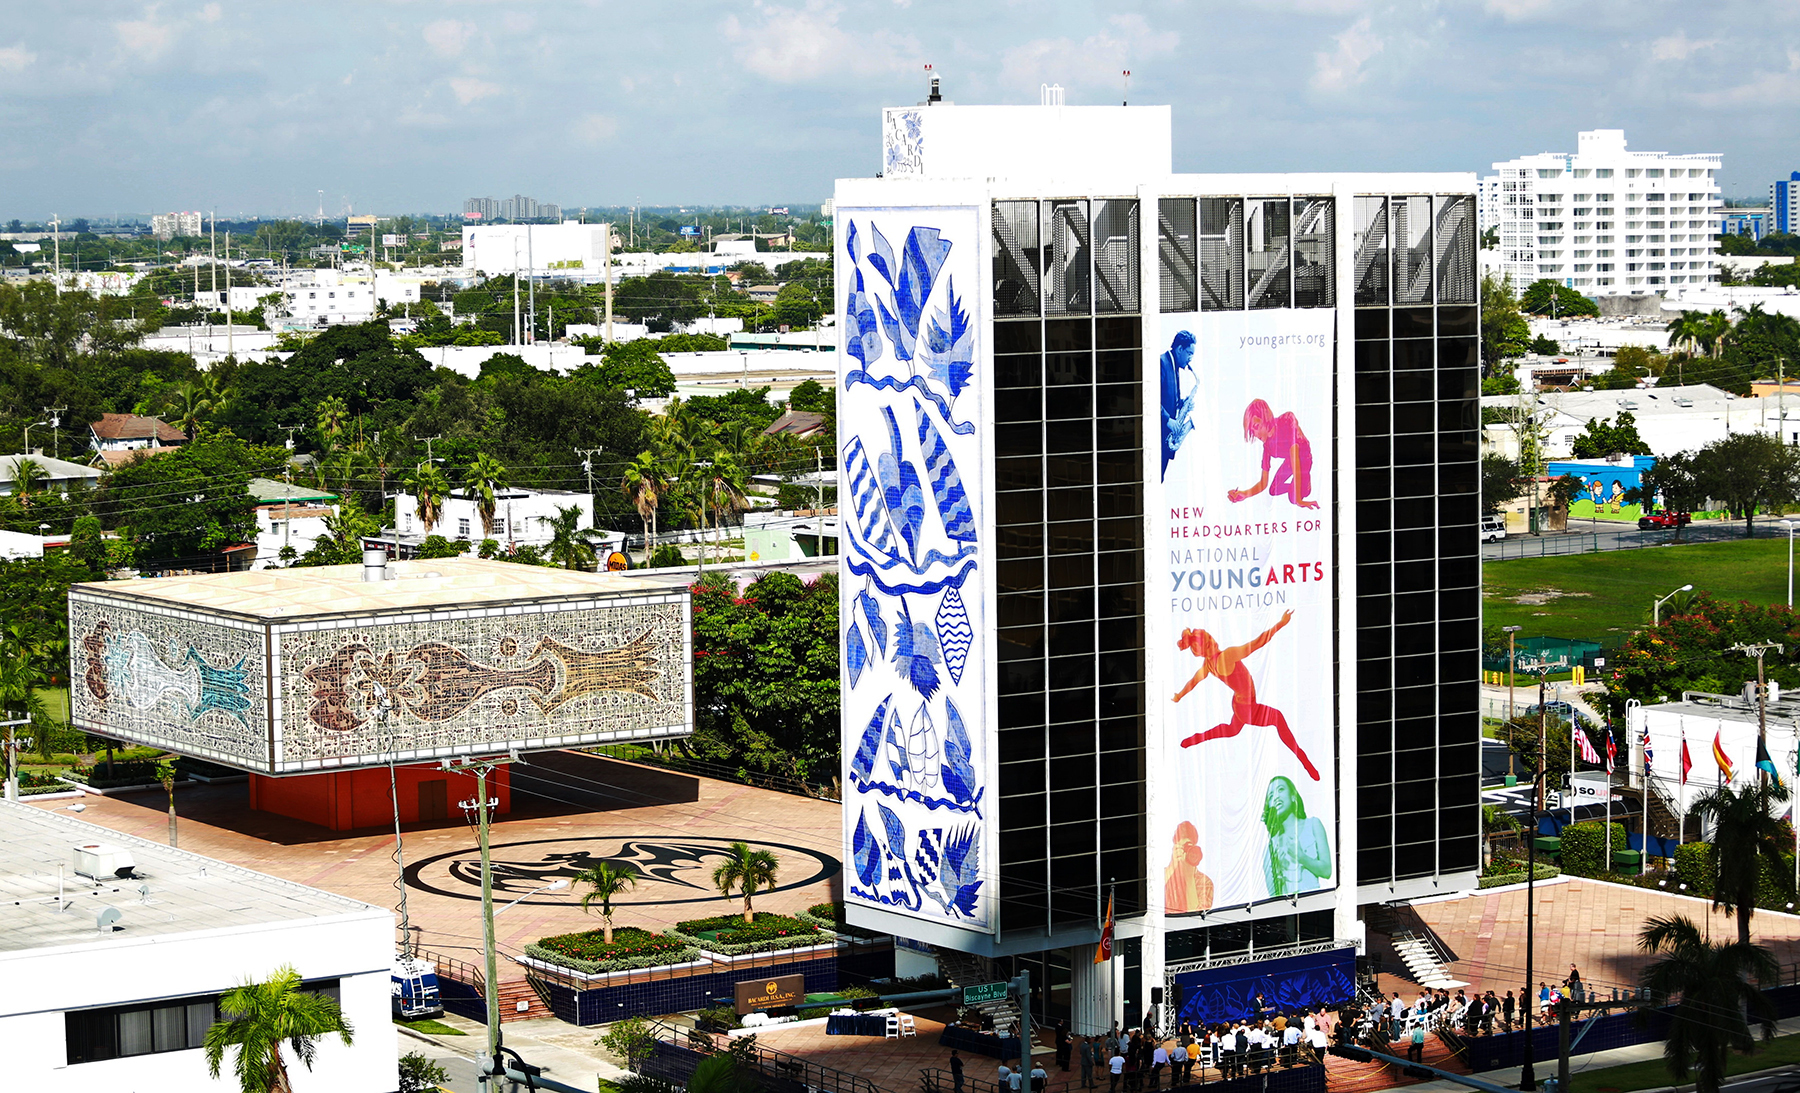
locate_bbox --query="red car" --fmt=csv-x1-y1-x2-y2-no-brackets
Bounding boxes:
1638,511,1692,530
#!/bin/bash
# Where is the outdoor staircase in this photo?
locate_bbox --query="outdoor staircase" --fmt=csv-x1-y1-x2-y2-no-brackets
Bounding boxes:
936,949,1023,1038
1389,931,1467,991
498,976,553,1022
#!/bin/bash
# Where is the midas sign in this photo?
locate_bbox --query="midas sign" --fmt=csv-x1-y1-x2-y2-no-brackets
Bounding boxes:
735,974,806,1013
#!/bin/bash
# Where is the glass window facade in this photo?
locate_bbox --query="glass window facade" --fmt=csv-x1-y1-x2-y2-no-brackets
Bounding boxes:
1352,195,1482,887
994,197,1147,939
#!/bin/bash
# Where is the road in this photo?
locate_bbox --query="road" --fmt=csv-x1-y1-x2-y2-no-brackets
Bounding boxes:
1482,517,1783,562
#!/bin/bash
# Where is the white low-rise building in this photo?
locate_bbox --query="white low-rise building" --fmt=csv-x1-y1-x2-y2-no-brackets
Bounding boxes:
248,478,339,569
392,487,613,554
1482,383,1799,460
1481,129,1722,296
0,801,396,1093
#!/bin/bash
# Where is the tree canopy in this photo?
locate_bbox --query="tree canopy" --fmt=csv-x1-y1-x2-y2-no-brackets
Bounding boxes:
1520,278,1601,318
1569,412,1651,459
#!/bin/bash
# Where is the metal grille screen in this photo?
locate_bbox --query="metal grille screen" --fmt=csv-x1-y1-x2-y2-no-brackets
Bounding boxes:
1246,198,1291,310
993,200,1042,317
1160,198,1199,313
1433,196,1475,306
1293,197,1335,308
1093,199,1140,314
1046,200,1092,316
1394,195,1433,305
1353,197,1389,307
1198,197,1243,311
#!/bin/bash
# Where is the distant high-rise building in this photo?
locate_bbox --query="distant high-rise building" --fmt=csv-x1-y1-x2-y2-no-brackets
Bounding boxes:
150,211,203,240
464,194,557,222
1479,129,1721,295
1771,172,1800,235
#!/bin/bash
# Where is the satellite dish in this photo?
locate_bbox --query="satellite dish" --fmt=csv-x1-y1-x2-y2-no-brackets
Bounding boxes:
96,906,122,932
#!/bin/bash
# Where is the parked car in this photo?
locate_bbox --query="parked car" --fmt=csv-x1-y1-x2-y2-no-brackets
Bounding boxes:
1480,513,1507,542
1637,510,1692,531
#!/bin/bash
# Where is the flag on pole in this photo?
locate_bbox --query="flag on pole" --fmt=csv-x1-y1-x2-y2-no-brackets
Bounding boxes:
1680,732,1693,785
1575,726,1603,765
1605,728,1617,774
1641,724,1654,770
1714,731,1735,782
1094,891,1115,964
1757,736,1782,785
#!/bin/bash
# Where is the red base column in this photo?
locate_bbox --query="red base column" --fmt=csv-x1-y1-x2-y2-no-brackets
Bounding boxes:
248,763,511,832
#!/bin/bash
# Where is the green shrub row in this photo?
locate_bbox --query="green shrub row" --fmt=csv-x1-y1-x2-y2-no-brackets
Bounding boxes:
527,927,699,975
1673,841,1796,909
798,902,882,939
673,913,825,947
1560,821,1628,877
1478,864,1561,888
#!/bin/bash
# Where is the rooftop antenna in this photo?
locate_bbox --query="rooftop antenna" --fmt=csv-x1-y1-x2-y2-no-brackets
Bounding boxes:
925,63,940,104
1123,70,1131,106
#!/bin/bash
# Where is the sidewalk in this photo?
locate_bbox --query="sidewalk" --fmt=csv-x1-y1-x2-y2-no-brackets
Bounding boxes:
397,1011,632,1092
1393,1014,1800,1093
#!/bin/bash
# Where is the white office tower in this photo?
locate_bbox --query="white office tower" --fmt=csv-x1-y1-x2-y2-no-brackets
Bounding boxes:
1480,130,1721,296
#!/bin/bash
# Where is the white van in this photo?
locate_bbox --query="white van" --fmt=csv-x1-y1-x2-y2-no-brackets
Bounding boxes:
1480,514,1507,542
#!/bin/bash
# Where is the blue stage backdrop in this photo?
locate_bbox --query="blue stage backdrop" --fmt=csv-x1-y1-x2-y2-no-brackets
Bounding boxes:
1175,946,1356,1026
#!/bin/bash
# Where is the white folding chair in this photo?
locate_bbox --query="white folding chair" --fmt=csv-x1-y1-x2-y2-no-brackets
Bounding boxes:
899,1013,917,1037
885,1014,901,1040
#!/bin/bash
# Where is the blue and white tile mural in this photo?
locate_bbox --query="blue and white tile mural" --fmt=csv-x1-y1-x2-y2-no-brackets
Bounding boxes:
838,205,991,932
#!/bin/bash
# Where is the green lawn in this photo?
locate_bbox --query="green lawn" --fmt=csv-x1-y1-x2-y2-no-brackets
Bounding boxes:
34,687,68,721
1484,537,1794,642
394,1017,466,1036
1566,1028,1800,1093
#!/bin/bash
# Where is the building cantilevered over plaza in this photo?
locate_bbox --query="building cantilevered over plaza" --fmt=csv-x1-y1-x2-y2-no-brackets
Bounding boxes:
836,96,1482,1032
68,556,693,831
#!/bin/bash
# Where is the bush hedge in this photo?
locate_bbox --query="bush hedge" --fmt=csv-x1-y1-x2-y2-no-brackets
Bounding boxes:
526,927,698,975
1673,841,1796,909
1478,864,1562,888
798,901,881,940
669,913,828,955
1560,821,1627,877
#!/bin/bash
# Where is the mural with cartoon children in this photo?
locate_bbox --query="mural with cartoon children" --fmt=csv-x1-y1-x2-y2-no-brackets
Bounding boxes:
1547,456,1657,522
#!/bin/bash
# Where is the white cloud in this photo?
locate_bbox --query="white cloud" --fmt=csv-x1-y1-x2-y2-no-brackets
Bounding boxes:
447,76,502,105
1483,0,1556,21
1692,49,1800,107
723,2,919,84
115,8,177,62
1310,15,1383,93
0,43,36,72
197,3,221,23
423,20,476,58
574,112,619,144
1650,32,1719,62
997,15,1179,100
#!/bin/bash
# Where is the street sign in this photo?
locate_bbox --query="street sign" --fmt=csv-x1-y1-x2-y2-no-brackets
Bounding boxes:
963,981,1008,1005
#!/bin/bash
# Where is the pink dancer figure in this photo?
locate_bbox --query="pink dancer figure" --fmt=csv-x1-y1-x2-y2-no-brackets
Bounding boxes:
1172,610,1320,780
1227,399,1317,509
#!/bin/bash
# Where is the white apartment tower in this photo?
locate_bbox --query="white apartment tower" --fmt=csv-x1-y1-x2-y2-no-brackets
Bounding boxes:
1481,130,1721,296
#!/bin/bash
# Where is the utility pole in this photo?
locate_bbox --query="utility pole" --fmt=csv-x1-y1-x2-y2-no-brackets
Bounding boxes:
443,754,513,1089
1731,641,1784,786
225,230,233,360
49,215,61,294
603,223,614,344
45,407,64,460
695,460,713,574
1520,670,1546,1092
577,448,603,513
815,447,825,556
527,226,535,345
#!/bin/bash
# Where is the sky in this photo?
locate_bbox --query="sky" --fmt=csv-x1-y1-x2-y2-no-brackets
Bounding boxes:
1,0,1796,220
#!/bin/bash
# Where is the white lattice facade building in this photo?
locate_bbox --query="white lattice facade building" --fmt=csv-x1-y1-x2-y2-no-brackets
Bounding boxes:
1480,130,1721,296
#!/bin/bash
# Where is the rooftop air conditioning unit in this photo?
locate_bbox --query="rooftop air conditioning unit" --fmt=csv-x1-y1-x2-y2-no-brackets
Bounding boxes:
73,843,137,881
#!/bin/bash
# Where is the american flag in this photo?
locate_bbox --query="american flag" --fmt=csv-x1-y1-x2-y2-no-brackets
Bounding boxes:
1576,726,1603,765
1605,728,1617,774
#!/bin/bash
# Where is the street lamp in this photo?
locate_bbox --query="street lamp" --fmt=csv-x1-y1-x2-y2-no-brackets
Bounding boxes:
496,877,569,916
20,419,47,456
1785,521,1796,609
1653,584,1694,627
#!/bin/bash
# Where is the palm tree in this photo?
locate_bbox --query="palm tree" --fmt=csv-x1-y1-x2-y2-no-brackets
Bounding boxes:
315,395,350,450
1700,309,1734,359
405,464,451,535
11,457,46,503
575,860,639,944
622,450,666,563
463,452,509,537
545,504,599,571
711,841,779,925
167,381,215,438
685,1053,741,1093
1665,310,1706,359
319,500,378,563
1638,915,1777,1093
1688,779,1794,945
203,965,355,1093
703,455,750,549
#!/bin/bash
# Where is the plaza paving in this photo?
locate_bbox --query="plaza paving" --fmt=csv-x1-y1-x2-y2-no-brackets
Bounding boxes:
29,751,846,979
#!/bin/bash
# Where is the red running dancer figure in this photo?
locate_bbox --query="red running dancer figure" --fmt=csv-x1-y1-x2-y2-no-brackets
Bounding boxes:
1171,610,1319,780
1227,399,1317,509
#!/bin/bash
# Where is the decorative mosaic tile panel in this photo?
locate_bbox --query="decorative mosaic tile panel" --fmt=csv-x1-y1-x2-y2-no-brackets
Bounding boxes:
273,597,689,767
69,593,271,766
